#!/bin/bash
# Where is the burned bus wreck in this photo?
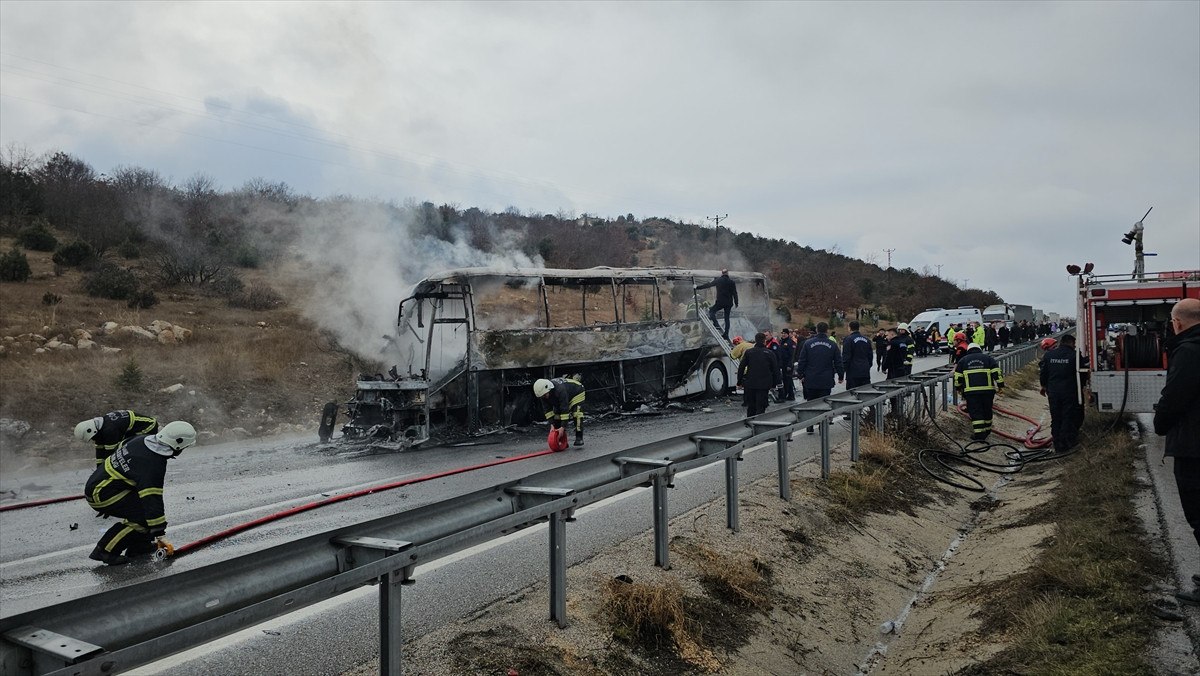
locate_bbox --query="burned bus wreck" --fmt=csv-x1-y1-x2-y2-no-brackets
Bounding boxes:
329,267,771,446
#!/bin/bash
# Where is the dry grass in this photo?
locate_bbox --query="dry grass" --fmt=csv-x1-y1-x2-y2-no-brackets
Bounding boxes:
1002,360,1041,392
823,425,952,523
601,576,718,671
966,411,1162,675
683,542,773,610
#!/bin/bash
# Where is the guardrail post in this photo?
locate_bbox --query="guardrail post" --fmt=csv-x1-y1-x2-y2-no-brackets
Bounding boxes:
927,383,936,420
941,379,948,412
850,408,860,462
776,435,791,501
549,510,568,627
725,454,740,531
819,418,831,479
379,569,404,676
652,474,670,569
874,401,884,430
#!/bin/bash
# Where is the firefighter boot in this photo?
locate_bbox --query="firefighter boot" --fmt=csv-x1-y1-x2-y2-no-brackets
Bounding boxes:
88,546,130,566
574,431,584,448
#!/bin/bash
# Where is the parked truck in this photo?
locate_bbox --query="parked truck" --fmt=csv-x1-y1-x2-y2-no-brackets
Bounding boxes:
981,303,1034,330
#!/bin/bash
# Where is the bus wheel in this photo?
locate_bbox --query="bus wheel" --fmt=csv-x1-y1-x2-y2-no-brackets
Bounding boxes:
318,402,338,442
705,362,729,396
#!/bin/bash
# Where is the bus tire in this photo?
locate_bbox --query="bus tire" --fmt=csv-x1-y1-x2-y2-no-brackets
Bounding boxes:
318,402,338,442
705,362,729,396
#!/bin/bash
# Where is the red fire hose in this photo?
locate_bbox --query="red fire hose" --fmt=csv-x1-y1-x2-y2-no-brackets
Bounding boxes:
956,401,1053,449
0,494,82,512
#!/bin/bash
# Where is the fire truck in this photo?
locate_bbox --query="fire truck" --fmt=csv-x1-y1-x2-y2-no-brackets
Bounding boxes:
1075,268,1200,413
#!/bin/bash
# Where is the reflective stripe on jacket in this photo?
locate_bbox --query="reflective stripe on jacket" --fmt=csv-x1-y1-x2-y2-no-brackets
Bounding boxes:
954,352,1004,393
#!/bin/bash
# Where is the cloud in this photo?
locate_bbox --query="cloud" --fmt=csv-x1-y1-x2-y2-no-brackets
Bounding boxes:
1,1,1196,316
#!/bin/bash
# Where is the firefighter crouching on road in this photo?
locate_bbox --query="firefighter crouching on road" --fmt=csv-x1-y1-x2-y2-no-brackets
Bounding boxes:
954,344,1005,441
534,377,586,447
74,410,158,465
84,421,196,565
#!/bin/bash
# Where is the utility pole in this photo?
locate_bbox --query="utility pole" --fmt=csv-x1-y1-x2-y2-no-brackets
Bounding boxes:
883,248,896,269
935,264,943,278
707,214,728,254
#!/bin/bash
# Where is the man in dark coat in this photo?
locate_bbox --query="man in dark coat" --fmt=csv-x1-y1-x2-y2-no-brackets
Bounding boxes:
873,329,889,372
885,327,912,380
695,269,739,340
797,322,844,433
738,332,780,417
1154,299,1200,605
776,328,798,401
1039,334,1088,453
841,321,874,389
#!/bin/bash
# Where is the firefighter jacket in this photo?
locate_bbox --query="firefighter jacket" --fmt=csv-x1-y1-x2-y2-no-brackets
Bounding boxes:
738,345,781,390
730,341,751,361
84,435,169,535
841,331,874,380
1039,345,1089,396
91,410,158,463
796,333,844,390
541,378,586,427
1153,323,1200,458
954,351,1004,394
696,275,739,309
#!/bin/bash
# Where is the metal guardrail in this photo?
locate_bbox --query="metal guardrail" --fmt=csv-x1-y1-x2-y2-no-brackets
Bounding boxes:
0,338,1054,676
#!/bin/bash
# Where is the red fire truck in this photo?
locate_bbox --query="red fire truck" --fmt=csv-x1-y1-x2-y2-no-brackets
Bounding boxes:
1075,269,1200,413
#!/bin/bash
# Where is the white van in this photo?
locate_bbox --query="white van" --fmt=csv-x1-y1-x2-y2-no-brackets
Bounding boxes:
906,307,984,351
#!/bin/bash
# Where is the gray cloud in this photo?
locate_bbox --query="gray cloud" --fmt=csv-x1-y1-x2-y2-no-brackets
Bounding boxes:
1,0,1196,316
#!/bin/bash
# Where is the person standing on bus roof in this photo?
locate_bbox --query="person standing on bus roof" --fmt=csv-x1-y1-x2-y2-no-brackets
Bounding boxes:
695,269,739,340
1154,298,1200,606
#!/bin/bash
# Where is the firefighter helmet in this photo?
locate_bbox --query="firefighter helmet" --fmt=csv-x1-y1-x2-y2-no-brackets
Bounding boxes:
966,343,982,352
74,419,99,442
955,332,968,344
732,336,743,345
156,421,197,453
533,379,554,398
1040,338,1058,351
897,323,909,331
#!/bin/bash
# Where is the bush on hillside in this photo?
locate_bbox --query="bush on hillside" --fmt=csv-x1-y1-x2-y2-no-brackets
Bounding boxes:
115,358,145,393
211,273,245,298
84,262,138,300
230,284,284,311
126,288,159,309
52,240,96,267
235,245,261,268
0,247,32,282
17,220,57,251
117,240,141,259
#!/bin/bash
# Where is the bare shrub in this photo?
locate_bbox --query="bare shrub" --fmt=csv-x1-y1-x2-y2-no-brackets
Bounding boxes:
230,284,284,311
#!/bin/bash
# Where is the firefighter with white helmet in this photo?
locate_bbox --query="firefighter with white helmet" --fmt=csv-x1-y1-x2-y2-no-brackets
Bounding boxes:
74,410,158,465
83,420,197,565
954,344,1005,442
533,376,586,447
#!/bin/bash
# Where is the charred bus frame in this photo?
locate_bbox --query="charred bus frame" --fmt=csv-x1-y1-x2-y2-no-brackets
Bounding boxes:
335,267,771,445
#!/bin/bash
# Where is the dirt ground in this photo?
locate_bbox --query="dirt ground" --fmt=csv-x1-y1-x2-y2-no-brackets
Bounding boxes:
338,387,1154,675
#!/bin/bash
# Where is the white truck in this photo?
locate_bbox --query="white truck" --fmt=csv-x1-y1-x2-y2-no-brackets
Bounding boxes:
907,306,984,351
981,303,1034,330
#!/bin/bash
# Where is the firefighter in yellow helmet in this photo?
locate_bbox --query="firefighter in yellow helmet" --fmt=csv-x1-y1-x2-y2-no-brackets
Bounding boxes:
954,344,1005,442
534,377,586,447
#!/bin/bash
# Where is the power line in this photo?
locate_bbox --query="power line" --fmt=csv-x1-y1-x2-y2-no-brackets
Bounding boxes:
706,214,728,254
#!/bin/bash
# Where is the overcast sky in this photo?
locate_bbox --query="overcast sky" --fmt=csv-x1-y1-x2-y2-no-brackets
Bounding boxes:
1,1,1197,316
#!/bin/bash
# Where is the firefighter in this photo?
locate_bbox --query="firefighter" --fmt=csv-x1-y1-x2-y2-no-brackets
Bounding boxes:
954,344,1005,442
84,420,196,565
730,336,751,361
1039,335,1088,452
534,377,586,447
950,331,971,364
74,410,159,465
895,322,915,376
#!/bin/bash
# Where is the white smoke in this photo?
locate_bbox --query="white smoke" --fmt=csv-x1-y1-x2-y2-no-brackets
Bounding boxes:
283,199,543,364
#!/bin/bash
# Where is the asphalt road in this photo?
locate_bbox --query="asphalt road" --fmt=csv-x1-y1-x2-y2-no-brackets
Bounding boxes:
0,352,958,674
